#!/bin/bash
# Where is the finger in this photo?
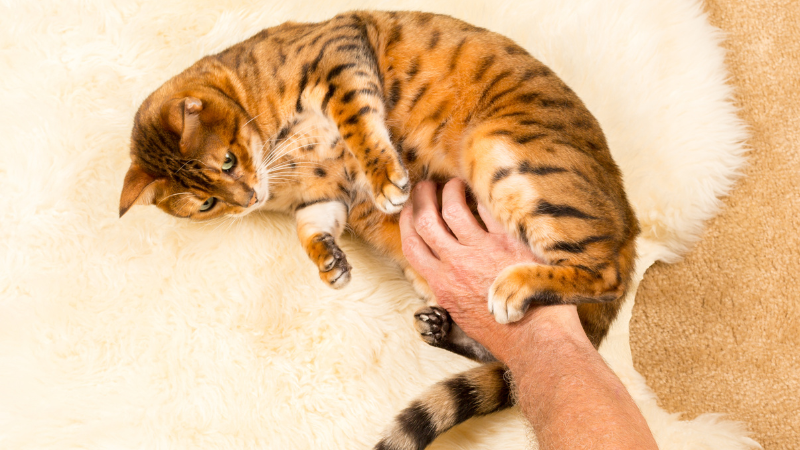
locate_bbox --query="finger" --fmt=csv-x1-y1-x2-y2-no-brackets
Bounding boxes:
441,179,486,245
477,202,507,234
399,205,441,277
411,181,459,256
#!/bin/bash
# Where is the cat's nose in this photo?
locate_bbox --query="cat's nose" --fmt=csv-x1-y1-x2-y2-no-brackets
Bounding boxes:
247,190,257,208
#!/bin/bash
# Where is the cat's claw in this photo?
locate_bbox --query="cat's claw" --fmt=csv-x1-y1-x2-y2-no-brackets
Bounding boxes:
371,163,409,214
319,249,351,289
414,306,451,346
308,233,352,289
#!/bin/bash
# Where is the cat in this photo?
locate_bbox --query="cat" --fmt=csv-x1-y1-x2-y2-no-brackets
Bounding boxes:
119,10,639,450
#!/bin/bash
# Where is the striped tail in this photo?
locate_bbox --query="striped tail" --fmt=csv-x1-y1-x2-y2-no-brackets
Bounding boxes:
375,362,513,450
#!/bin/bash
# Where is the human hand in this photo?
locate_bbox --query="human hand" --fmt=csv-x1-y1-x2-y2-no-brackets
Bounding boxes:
399,178,570,359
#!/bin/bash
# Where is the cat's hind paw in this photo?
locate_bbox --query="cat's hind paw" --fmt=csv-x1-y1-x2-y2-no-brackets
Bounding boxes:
488,263,553,324
414,306,451,346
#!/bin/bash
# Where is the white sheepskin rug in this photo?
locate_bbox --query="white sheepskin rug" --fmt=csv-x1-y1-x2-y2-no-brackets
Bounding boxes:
0,0,758,449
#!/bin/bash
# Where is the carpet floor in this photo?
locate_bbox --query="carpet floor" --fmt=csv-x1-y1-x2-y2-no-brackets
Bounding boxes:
631,1,800,449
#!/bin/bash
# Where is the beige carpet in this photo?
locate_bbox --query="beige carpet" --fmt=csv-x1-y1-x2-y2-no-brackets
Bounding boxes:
630,1,800,449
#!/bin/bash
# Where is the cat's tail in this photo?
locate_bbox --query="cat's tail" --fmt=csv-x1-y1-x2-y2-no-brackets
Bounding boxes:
374,362,513,450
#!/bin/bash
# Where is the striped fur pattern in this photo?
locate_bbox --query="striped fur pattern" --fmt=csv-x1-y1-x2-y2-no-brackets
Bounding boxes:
118,11,639,449
375,362,513,450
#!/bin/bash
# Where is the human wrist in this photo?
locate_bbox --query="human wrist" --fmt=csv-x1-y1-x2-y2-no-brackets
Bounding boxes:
489,305,593,370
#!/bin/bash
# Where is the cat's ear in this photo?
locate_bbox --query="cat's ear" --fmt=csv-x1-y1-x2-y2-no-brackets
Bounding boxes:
119,163,164,218
160,96,203,155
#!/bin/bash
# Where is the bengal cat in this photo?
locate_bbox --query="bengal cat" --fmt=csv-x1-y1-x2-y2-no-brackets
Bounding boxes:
119,10,639,450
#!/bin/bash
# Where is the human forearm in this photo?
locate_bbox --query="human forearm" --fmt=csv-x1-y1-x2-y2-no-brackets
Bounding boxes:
501,306,658,450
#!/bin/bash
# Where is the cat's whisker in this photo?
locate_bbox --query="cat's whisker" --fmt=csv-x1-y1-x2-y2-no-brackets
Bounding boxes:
263,162,321,178
174,195,197,211
158,192,192,206
262,130,325,164
262,139,325,171
266,150,323,168
174,158,211,175
243,110,268,127
266,161,320,172
221,215,242,235
260,136,318,170
197,216,227,230
208,216,235,235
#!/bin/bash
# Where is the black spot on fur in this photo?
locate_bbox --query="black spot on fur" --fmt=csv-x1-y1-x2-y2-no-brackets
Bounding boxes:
505,44,528,55
407,57,420,80
516,92,541,103
296,198,331,211
387,24,403,48
473,55,496,82
477,70,513,106
336,43,360,52
321,83,336,112
518,223,529,245
539,98,574,109
519,162,567,176
428,30,441,49
386,79,402,111
426,100,449,122
409,84,429,111
522,290,562,311
296,63,310,112
314,167,327,177
550,241,584,253
520,66,552,81
487,84,521,105
534,200,597,220
344,106,375,125
449,38,467,73
549,235,613,253
326,63,357,82
431,120,448,143
404,146,418,163
491,167,511,184
275,124,291,142
515,133,547,145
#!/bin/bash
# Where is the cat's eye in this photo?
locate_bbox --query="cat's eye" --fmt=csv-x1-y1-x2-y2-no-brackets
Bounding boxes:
199,197,217,212
222,152,237,172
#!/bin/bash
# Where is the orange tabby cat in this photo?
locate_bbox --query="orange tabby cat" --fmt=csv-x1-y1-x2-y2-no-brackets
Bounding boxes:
119,11,639,450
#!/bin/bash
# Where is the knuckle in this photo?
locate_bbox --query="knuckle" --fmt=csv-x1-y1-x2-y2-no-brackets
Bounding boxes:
441,203,463,222
402,236,419,254
415,212,438,233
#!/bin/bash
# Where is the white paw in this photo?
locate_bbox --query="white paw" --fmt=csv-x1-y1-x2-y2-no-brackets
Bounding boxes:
328,267,351,289
487,266,529,324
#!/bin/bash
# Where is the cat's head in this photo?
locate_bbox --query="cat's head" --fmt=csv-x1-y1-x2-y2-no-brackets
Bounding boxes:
119,85,267,220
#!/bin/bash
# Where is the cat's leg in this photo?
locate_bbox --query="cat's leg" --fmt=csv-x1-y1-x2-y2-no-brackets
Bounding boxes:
295,200,351,289
320,64,409,214
460,123,638,340
414,306,496,363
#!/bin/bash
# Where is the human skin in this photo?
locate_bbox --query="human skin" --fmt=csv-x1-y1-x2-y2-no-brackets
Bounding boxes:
399,179,658,450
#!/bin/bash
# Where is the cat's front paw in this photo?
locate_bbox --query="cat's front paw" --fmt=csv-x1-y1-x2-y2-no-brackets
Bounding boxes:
306,233,351,289
414,306,451,346
369,158,409,214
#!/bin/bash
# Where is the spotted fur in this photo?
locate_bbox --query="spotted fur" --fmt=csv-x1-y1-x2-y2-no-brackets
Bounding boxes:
119,11,639,449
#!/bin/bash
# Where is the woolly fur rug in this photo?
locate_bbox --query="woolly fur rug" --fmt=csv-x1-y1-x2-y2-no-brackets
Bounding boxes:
0,0,759,449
